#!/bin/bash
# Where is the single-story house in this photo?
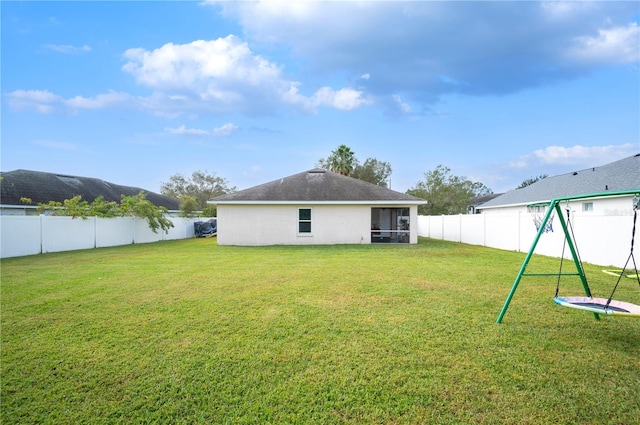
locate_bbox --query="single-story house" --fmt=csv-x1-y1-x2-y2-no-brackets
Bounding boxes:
0,169,180,215
467,193,503,214
478,153,640,215
209,168,427,245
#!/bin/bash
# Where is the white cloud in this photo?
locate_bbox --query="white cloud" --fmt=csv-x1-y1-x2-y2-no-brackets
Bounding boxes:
310,87,370,111
533,144,638,165
213,123,239,137
122,36,283,92
511,143,638,170
165,125,209,136
540,1,597,19
392,95,411,114
281,85,370,112
10,34,369,116
121,36,367,115
164,122,239,137
43,44,91,54
65,91,132,109
569,23,640,65
6,90,63,113
6,89,132,113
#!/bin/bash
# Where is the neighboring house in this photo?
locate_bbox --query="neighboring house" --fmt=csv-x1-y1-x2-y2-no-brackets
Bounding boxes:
210,168,427,245
467,193,502,214
0,169,180,215
478,153,640,215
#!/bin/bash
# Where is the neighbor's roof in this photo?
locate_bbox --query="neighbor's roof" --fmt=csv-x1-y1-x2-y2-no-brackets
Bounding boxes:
211,169,427,205
468,193,503,207
481,153,640,209
0,169,180,210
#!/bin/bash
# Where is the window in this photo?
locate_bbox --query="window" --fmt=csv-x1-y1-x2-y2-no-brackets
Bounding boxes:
582,202,593,212
298,208,312,233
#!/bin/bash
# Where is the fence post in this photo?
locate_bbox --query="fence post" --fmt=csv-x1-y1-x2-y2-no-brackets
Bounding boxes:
39,214,44,255
518,211,521,252
483,213,487,247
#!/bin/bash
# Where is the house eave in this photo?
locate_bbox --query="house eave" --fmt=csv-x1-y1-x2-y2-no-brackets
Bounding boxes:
209,200,427,206
479,191,638,211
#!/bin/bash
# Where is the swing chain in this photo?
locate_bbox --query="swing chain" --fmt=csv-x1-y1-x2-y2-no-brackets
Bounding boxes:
605,194,640,307
556,202,585,298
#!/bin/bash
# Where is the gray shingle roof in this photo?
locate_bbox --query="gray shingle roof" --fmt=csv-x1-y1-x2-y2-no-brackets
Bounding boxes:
211,169,426,204
0,169,180,210
480,153,640,209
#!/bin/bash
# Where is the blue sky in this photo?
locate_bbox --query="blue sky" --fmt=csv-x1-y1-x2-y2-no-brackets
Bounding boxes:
2,1,639,195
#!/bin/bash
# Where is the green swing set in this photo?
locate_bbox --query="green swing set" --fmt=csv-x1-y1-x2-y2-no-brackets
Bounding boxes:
497,190,640,324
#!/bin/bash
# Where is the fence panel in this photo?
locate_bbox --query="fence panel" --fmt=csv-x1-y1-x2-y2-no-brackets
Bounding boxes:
461,214,485,246
133,219,163,244
428,216,444,240
164,217,197,240
442,215,461,242
0,216,205,258
0,216,42,258
484,214,520,251
418,212,634,268
96,217,136,248
571,214,630,268
42,216,95,254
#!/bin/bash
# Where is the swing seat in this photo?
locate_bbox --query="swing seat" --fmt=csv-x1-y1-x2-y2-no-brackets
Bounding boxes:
554,296,640,317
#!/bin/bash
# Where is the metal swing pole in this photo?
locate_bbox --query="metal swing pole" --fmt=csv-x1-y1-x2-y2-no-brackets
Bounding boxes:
496,200,557,323
553,201,600,321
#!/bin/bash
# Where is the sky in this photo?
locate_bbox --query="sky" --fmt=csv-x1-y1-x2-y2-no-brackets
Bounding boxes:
2,1,639,195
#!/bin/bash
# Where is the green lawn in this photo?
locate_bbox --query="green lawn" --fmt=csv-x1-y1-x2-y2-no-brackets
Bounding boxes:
2,238,639,424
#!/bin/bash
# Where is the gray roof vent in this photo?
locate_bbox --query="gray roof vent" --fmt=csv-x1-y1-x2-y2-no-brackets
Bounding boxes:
56,175,82,186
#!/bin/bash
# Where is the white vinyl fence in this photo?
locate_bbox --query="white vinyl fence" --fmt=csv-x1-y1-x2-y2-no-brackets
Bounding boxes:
0,216,206,259
418,211,636,268
2,213,636,267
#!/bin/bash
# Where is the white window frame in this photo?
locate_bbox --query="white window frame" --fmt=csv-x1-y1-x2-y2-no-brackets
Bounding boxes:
298,207,312,235
582,202,593,212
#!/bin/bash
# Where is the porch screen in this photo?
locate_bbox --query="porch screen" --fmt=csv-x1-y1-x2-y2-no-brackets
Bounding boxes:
371,208,409,243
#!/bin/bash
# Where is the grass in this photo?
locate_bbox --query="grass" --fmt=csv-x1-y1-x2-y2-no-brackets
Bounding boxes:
1,237,639,424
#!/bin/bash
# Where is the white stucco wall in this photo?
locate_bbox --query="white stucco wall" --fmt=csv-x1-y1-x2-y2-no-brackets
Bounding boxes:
216,204,419,246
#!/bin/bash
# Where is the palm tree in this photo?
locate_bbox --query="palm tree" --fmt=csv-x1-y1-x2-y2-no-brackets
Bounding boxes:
327,144,356,176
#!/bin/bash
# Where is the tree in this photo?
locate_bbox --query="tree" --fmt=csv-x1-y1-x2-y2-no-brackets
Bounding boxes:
161,170,235,214
351,158,392,187
318,145,392,186
119,192,174,233
32,192,174,233
178,195,200,218
516,174,548,189
317,144,356,176
407,165,492,215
